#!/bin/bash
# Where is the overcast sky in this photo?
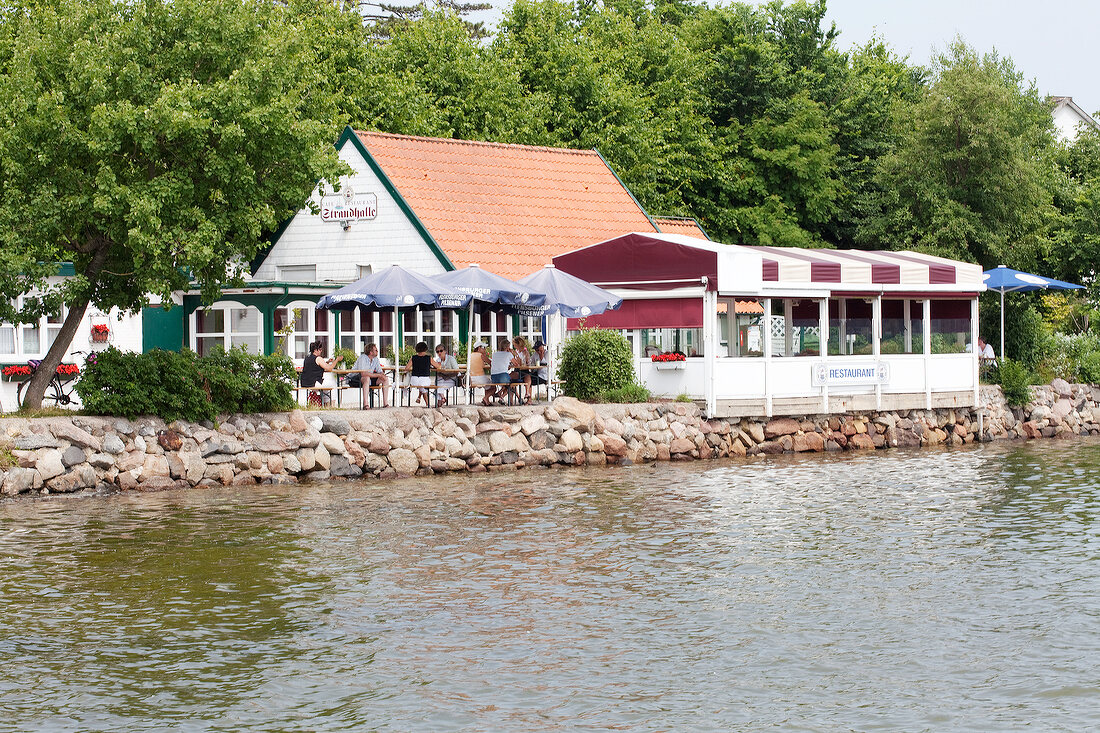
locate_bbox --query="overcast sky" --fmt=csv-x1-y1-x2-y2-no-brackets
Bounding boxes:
822,0,1098,115
473,1,1098,117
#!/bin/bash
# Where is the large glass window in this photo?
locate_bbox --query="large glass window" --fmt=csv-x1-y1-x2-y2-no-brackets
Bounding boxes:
192,303,263,356
274,302,330,360
637,328,704,357
338,307,395,362
930,300,972,354
0,297,67,357
403,307,460,356
827,298,873,356
719,298,763,357
788,300,822,357
881,299,923,354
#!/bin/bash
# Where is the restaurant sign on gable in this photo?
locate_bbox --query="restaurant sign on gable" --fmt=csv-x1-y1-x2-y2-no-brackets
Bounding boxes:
320,187,378,224
811,361,889,387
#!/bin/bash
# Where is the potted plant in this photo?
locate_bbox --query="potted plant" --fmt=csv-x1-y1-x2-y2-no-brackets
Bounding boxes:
651,352,687,370
91,323,110,343
2,364,33,381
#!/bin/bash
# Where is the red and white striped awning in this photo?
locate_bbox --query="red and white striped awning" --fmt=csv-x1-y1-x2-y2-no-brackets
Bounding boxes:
553,233,985,297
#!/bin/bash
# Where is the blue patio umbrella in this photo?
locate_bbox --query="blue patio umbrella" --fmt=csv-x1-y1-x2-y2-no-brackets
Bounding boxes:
983,265,1084,360
434,265,548,367
316,264,470,311
317,264,471,362
516,264,623,318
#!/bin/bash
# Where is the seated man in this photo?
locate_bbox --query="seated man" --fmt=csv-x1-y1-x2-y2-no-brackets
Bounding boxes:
352,343,389,408
527,340,549,400
432,343,460,407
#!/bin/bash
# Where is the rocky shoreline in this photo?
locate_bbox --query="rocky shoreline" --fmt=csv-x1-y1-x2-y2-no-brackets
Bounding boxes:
2,381,1099,498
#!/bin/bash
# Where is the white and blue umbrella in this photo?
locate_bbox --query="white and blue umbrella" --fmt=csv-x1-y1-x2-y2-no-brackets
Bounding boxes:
434,264,548,368
317,264,470,311
983,265,1083,359
516,264,623,318
317,264,471,363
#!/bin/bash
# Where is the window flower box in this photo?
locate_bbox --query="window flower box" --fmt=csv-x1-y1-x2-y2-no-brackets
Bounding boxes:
91,324,110,343
651,352,686,370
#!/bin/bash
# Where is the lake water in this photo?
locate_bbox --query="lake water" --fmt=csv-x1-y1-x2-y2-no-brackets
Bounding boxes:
2,440,1099,732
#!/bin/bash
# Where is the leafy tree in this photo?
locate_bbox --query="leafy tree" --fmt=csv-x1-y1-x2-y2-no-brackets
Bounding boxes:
355,10,541,141
857,39,1057,267
361,0,493,41
1046,126,1100,284
0,0,363,408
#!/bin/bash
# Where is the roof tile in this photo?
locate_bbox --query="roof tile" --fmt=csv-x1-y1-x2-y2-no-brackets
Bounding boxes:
357,131,658,279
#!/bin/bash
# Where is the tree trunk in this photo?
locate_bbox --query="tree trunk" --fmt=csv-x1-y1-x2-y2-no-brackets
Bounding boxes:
19,243,110,410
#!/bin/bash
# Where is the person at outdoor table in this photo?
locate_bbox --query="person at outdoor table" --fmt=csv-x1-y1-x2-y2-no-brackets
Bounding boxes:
432,343,460,407
508,336,534,404
978,337,996,362
301,340,342,407
405,341,434,407
352,342,389,408
490,337,515,404
469,340,494,405
527,340,549,398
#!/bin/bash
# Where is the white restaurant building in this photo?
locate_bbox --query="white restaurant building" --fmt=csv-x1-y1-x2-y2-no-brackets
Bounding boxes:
554,233,986,418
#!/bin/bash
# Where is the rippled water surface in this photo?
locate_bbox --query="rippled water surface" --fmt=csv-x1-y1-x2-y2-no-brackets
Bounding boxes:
3,440,1100,731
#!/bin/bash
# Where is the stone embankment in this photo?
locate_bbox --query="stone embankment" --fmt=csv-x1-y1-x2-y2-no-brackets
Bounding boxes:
2,381,1098,497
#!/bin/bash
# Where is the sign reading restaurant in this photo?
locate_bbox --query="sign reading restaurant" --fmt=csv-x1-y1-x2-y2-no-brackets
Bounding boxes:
811,361,890,387
320,187,378,223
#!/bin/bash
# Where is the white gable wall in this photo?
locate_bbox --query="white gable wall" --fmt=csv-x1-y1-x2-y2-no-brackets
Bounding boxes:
253,140,447,282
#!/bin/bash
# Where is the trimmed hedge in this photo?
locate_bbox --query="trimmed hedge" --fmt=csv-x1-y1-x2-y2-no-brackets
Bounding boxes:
75,347,297,421
558,328,635,400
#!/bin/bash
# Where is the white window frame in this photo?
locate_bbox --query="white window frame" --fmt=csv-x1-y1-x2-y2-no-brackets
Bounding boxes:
274,300,334,363
190,301,264,356
1,296,68,358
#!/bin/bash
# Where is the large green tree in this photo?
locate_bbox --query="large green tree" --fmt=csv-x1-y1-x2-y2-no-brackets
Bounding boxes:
0,0,363,408
857,39,1057,266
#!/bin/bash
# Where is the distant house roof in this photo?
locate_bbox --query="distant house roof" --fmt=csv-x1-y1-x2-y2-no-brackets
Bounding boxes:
355,130,660,279
1051,96,1100,141
654,216,710,240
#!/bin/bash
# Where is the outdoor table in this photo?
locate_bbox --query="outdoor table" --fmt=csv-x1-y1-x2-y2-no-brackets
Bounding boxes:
432,367,463,406
507,364,544,404
334,367,397,408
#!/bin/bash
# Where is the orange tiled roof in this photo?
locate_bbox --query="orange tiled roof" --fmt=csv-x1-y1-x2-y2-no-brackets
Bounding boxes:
356,131,659,280
655,217,709,240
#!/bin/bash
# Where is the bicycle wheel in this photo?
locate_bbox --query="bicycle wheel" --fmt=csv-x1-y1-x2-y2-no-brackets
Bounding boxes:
15,379,27,408
44,378,68,406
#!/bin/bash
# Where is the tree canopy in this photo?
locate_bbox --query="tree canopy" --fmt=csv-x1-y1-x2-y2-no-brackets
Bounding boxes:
0,0,365,406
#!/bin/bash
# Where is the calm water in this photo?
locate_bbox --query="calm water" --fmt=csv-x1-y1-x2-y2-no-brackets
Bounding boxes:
2,441,1099,732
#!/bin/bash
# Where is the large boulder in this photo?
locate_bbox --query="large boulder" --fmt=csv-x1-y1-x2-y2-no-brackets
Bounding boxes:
387,448,419,475
553,397,597,432
764,418,800,438
792,432,824,452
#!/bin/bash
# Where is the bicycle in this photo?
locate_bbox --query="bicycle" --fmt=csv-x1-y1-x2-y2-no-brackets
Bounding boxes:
15,352,84,408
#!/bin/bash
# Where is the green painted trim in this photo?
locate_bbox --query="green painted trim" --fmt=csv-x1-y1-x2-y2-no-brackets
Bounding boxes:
337,126,456,272
249,216,296,276
593,149,661,233
56,262,76,277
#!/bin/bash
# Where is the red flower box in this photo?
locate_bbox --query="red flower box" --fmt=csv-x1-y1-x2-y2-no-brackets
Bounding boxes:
650,352,687,362
2,363,80,380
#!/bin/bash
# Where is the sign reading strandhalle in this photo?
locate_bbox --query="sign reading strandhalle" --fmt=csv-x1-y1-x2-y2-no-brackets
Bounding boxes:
811,361,889,387
320,192,378,223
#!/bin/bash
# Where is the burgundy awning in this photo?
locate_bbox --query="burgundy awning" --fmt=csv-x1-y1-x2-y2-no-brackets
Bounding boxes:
567,297,703,329
555,232,718,291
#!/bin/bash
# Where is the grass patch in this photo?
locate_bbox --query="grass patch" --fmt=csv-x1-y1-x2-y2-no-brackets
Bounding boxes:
0,443,15,470
594,383,652,403
675,392,695,403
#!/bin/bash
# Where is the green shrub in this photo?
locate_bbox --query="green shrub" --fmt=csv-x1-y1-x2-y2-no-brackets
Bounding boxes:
597,383,651,403
558,328,635,400
76,347,296,421
675,392,695,403
994,358,1034,407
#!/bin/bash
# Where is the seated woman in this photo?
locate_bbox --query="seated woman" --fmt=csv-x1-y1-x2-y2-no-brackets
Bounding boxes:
432,343,460,407
509,336,534,404
527,340,549,400
468,341,494,405
351,342,389,408
404,341,433,407
300,340,343,407
489,337,516,404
